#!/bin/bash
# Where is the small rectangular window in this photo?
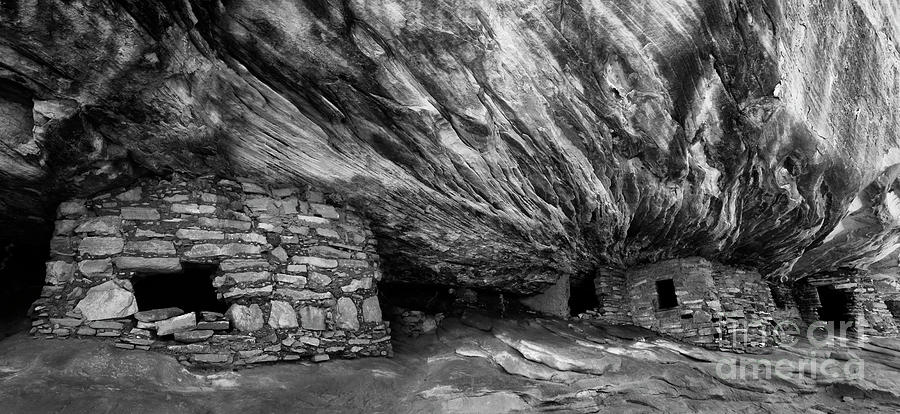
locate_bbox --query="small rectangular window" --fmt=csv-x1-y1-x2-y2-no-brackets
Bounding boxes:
656,279,678,309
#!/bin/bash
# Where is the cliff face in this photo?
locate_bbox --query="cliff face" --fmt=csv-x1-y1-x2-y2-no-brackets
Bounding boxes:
3,0,900,293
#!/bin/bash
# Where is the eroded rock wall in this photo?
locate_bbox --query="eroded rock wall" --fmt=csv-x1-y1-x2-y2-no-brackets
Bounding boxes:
3,1,900,294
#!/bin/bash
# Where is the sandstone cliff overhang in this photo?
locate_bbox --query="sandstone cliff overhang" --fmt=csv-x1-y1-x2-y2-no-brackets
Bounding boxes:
3,1,900,293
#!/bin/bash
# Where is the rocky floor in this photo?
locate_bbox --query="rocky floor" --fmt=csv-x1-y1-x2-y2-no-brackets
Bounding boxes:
1,314,900,413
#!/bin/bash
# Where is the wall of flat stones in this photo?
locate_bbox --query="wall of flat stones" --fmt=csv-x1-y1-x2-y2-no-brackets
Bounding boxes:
797,271,899,336
591,267,629,324
769,283,803,326
30,175,391,365
593,257,778,351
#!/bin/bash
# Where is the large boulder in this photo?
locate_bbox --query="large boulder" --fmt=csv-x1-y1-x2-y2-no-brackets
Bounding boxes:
75,281,138,321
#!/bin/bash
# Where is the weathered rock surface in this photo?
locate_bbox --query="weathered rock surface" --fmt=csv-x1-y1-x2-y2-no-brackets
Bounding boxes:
299,306,327,331
173,329,214,344
335,298,360,331
112,257,182,274
226,304,264,332
155,313,197,336
4,1,900,291
74,281,138,321
134,307,184,323
267,301,299,329
4,314,900,413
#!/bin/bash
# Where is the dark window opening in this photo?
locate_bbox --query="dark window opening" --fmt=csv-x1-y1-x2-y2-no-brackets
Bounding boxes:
656,279,678,309
815,286,853,325
568,276,599,316
132,263,224,313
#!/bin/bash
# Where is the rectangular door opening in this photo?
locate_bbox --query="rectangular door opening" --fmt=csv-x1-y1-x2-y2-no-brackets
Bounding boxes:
656,279,678,310
132,262,224,313
815,285,853,326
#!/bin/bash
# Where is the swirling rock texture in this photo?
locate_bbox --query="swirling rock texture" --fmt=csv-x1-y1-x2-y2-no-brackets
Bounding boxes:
3,0,900,294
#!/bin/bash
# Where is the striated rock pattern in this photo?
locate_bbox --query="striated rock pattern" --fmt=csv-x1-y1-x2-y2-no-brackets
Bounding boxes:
3,1,900,292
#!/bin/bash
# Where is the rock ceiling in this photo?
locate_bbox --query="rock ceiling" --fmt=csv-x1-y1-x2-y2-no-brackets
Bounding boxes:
3,1,900,292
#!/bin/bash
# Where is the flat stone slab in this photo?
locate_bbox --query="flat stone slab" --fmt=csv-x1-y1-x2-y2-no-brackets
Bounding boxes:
120,207,160,221
219,259,269,272
275,288,332,301
124,240,176,255
134,307,184,323
197,320,230,331
156,313,197,336
174,329,214,343
75,281,138,321
78,237,124,256
184,243,262,259
291,256,338,268
192,353,231,364
308,272,332,288
175,229,225,240
171,203,216,214
226,271,272,283
198,217,252,230
113,257,182,273
49,318,83,327
201,311,225,321
74,216,122,235
77,259,113,278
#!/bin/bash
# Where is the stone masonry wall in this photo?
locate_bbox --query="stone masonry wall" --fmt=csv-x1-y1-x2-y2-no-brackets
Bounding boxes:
592,267,629,324
798,270,899,336
30,175,391,366
622,257,778,351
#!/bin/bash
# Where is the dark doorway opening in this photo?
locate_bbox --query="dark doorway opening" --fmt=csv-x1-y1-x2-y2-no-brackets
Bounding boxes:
0,240,49,337
656,279,678,309
132,263,224,313
568,276,599,316
816,285,853,324
886,300,900,320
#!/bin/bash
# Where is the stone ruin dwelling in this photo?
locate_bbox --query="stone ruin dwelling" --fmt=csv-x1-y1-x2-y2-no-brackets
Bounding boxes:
32,172,900,360
793,270,900,337
30,175,390,366
588,258,784,351
577,258,900,350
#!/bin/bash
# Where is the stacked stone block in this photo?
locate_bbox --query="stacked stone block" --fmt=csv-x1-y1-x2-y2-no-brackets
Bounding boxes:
595,257,779,351
30,175,391,365
798,270,899,336
592,267,630,324
709,264,780,351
